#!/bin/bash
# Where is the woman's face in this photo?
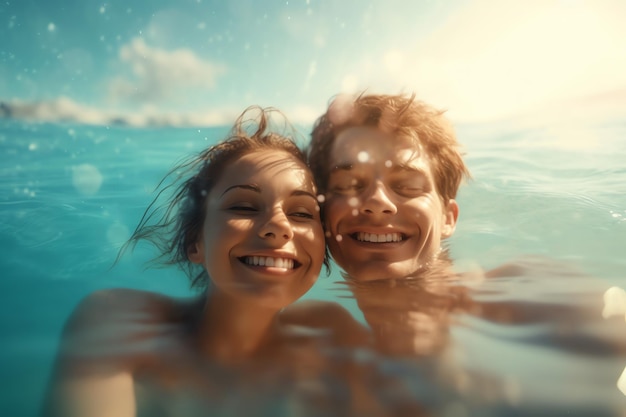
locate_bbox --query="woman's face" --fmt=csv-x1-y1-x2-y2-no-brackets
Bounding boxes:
188,149,325,309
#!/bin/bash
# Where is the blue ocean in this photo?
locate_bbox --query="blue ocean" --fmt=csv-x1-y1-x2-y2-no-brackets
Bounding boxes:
1,120,625,416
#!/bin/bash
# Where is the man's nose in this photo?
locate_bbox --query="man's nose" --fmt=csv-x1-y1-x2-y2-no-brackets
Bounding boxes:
258,210,294,241
359,182,397,216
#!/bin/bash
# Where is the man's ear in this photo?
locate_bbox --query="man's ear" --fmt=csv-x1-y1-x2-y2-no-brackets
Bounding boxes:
187,240,204,264
441,199,459,239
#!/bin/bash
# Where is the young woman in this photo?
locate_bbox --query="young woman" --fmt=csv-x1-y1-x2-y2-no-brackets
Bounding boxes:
42,107,364,416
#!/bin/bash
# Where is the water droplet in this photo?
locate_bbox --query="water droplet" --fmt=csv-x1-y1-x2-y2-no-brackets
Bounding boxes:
72,164,103,196
107,221,130,248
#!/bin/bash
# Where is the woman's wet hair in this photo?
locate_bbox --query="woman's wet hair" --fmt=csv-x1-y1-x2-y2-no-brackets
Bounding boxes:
121,106,329,289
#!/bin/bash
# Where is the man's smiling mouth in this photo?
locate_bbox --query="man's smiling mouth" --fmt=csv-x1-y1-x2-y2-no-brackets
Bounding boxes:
352,232,405,243
240,256,298,270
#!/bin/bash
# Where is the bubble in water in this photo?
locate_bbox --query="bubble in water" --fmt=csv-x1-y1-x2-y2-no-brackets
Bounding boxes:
72,164,103,195
107,221,130,248
316,194,325,203
357,151,369,163
335,234,343,242
28,143,38,151
351,209,358,216
348,197,359,207
618,366,626,396
602,286,626,320
48,23,56,32
385,160,392,168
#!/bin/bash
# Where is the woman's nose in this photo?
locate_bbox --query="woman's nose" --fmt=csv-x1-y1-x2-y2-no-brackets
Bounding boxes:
258,210,294,241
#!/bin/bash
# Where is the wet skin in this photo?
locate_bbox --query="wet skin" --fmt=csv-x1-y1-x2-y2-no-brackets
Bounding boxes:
323,126,459,281
189,149,325,309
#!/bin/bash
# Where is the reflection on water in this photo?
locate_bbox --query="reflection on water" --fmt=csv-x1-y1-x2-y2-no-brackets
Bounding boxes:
332,255,626,415
42,256,626,416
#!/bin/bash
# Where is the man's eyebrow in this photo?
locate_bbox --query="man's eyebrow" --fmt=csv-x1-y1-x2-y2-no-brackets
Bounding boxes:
331,161,428,176
220,184,260,197
390,162,428,176
330,163,353,173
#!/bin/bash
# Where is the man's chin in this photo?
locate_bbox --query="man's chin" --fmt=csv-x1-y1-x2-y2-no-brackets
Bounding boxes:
341,261,419,282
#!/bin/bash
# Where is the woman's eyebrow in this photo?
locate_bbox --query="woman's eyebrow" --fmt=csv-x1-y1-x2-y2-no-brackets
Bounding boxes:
291,189,317,200
220,184,260,197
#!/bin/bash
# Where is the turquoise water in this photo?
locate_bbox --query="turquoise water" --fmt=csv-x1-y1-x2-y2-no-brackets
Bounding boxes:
1,120,625,416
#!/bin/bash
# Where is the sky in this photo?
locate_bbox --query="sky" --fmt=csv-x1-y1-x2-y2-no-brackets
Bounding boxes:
1,0,625,127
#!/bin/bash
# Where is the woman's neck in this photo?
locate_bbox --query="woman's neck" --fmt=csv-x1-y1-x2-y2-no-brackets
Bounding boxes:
194,290,282,362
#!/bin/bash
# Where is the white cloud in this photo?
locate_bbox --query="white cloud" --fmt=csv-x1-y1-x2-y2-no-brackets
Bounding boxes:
108,37,225,103
0,96,234,127
1,97,109,125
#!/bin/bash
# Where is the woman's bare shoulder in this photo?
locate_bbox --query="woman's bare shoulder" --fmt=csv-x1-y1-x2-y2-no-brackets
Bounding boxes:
58,289,201,364
64,288,184,329
283,300,352,320
282,300,371,346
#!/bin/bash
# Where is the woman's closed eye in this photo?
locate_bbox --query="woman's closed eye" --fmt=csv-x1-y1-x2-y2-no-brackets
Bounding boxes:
287,199,319,220
289,210,314,220
227,204,258,213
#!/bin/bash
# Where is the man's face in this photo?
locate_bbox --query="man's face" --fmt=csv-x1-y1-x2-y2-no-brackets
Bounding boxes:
323,126,458,281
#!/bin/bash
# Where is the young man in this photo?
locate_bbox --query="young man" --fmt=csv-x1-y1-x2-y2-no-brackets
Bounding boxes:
307,93,470,281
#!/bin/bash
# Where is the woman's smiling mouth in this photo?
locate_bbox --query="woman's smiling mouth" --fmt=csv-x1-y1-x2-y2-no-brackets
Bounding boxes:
239,256,299,270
